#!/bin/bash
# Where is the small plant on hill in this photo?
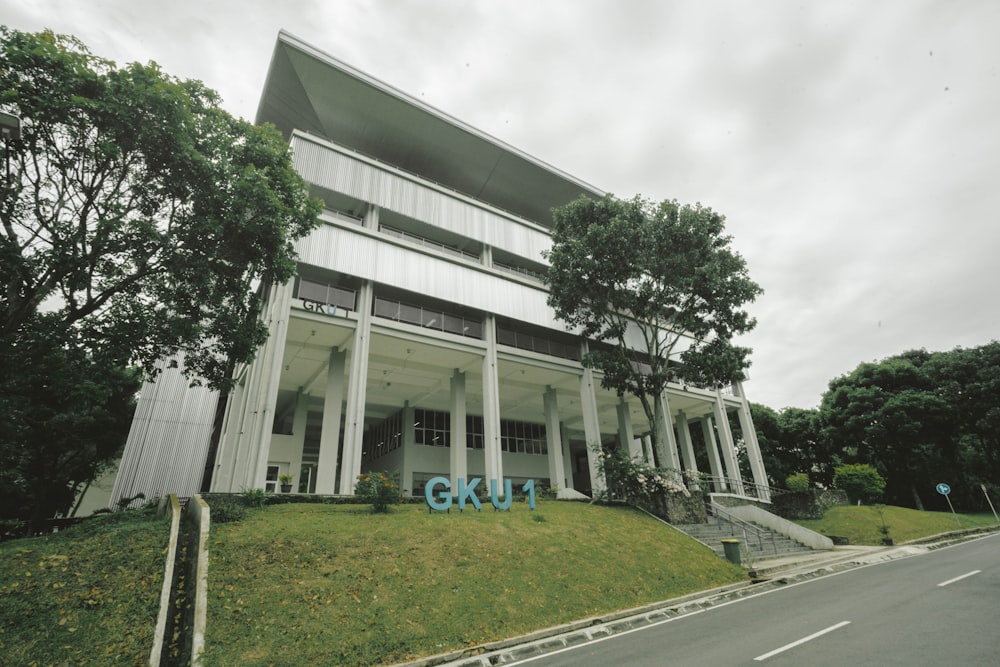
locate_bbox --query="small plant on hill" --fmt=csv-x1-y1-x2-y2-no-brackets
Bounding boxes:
874,504,893,545
240,488,269,509
833,463,886,504
786,472,810,492
355,471,401,513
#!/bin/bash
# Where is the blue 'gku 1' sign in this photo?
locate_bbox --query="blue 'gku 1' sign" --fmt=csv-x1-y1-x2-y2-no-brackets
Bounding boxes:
424,477,537,511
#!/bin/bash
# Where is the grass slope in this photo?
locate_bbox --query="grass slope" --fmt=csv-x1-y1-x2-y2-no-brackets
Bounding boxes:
0,508,170,666
797,505,999,545
205,501,746,666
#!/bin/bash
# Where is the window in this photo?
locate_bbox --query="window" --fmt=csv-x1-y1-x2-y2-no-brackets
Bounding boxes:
265,465,279,493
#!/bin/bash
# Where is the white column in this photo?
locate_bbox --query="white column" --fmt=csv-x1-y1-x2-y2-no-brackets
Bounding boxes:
579,368,605,496
617,400,641,459
654,392,681,473
211,377,246,491
401,402,416,495
701,417,727,492
449,370,467,491
249,280,294,488
713,390,744,496
733,381,770,501
338,281,374,494
482,315,503,490
561,426,575,491
676,410,700,489
543,387,566,494
315,348,346,494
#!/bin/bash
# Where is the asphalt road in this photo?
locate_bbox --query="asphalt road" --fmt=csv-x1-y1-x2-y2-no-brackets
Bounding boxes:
508,533,1000,666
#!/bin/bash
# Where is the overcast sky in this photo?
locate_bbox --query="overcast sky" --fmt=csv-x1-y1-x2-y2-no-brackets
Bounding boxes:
4,0,998,410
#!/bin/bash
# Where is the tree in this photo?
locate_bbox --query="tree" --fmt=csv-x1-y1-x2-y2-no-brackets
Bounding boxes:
832,463,886,504
0,319,141,532
0,28,321,389
819,355,952,509
544,194,762,467
0,28,320,527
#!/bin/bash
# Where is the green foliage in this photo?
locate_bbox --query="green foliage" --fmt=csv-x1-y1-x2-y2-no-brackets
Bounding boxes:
833,463,886,504
785,472,811,492
798,504,997,546
240,488,269,509
205,503,746,666
354,471,402,513
0,27,321,389
596,445,691,503
209,496,248,524
544,194,761,466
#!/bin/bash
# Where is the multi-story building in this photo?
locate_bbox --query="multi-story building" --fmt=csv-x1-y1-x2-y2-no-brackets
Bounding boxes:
110,32,769,507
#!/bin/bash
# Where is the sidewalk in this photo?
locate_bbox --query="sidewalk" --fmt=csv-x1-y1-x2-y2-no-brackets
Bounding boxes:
397,526,999,667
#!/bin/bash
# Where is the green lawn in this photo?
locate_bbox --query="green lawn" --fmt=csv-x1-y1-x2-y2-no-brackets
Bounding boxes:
797,504,999,546
204,501,746,666
0,507,170,666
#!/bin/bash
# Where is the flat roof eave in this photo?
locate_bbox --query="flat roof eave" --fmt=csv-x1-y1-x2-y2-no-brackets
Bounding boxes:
256,30,604,226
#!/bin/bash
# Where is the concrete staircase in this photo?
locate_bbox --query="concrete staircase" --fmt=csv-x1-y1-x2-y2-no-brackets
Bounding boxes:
673,515,815,561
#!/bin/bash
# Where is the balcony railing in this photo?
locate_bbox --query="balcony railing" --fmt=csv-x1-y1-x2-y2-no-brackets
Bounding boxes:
374,297,483,339
496,327,581,361
381,224,479,261
296,279,357,311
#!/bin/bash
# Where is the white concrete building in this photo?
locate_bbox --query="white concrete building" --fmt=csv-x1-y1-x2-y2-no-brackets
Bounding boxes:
111,32,769,507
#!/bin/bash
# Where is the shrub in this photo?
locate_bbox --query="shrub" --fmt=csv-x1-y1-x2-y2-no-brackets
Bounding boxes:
355,471,401,513
209,497,247,524
786,472,810,492
833,463,886,504
596,445,690,503
240,487,269,509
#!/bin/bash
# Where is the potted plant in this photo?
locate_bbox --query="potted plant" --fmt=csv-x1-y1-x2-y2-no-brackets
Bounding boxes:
278,473,294,493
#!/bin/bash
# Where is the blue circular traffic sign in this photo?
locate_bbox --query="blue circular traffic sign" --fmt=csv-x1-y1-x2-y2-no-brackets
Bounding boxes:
936,483,951,496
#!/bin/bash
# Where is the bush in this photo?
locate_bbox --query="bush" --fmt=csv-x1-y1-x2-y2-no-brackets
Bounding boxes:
833,464,886,504
240,487,269,509
355,471,402,513
786,472,810,492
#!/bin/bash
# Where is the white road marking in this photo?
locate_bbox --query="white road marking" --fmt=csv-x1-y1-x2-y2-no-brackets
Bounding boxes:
937,570,981,587
754,621,852,661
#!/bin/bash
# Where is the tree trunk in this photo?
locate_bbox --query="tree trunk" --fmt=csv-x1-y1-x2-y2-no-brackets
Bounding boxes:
910,483,925,511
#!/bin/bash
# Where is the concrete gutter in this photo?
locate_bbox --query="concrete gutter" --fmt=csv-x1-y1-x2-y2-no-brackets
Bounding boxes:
150,494,181,667
186,495,211,666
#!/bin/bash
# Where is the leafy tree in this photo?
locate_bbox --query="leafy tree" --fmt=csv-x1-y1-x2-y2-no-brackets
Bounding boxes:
0,320,141,532
0,28,321,389
544,194,761,466
0,28,320,528
819,355,952,509
832,463,886,504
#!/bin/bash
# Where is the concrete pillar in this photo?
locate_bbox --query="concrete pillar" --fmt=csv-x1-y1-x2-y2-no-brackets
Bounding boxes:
363,204,379,231
641,435,653,465
676,410,700,489
733,381,770,501
482,315,503,490
617,400,642,459
338,281,374,494
700,417,727,492
543,387,566,494
713,390,744,496
401,402,416,495
654,392,681,474
315,349,346,494
211,376,246,492
561,425,575,491
579,367,605,496
449,370,468,491
249,280,295,488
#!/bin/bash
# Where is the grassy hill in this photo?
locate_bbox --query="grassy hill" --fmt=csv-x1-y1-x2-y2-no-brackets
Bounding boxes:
203,501,746,666
796,504,998,545
0,507,169,666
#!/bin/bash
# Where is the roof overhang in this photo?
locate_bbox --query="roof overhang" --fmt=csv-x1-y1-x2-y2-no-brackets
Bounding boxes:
256,31,604,226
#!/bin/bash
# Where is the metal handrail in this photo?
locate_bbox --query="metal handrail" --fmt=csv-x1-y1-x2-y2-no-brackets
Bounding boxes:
707,501,779,555
703,475,787,501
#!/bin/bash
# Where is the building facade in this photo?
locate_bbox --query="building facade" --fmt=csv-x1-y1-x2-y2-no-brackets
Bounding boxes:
111,32,770,507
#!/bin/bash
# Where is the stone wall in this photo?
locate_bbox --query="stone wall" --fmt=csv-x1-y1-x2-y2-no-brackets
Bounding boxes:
635,492,708,524
770,489,849,520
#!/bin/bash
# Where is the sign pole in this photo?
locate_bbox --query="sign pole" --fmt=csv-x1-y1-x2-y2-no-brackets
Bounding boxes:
936,483,961,529
981,484,1000,524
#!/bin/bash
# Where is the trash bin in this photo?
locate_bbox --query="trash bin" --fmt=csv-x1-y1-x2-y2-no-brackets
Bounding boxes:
721,538,742,565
